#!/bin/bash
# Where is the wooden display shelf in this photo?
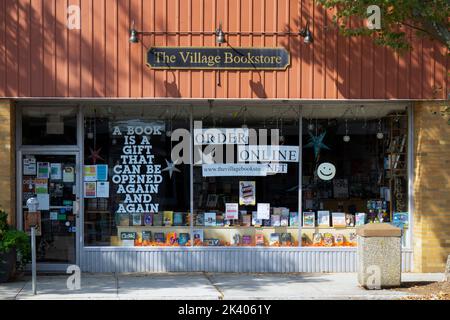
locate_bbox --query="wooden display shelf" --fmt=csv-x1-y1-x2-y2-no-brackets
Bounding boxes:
194,226,299,229
117,225,190,229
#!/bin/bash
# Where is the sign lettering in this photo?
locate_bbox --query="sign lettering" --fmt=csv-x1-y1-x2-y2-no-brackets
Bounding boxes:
147,47,290,70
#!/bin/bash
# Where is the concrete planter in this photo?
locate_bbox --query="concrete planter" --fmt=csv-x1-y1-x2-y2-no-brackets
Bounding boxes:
356,224,402,289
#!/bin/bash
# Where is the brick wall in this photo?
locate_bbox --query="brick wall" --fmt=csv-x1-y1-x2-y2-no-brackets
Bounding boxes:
413,101,450,272
0,100,15,226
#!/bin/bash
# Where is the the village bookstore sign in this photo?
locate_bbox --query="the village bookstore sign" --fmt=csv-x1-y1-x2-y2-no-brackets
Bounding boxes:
146,47,290,70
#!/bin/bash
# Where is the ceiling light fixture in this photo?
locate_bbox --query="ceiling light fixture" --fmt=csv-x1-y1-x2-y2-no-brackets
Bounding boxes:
129,20,139,43
299,22,313,44
215,23,226,44
343,119,350,143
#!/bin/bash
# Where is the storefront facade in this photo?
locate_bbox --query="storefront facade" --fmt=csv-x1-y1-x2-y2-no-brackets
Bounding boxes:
0,0,448,273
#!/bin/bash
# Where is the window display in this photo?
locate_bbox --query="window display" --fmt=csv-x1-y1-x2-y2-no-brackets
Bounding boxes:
80,103,409,248
300,105,409,247
193,105,301,247
83,106,190,246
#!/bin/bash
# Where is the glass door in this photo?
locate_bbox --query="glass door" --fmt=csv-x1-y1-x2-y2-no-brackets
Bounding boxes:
20,153,79,270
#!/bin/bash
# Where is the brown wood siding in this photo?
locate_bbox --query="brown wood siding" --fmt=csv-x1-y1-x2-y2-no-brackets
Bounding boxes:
0,0,448,99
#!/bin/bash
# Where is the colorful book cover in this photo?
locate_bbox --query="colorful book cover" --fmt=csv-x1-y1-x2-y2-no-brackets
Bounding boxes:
173,212,184,226
242,214,251,227
272,208,282,215
225,203,239,220
132,213,142,226
289,212,299,226
195,213,204,226
280,215,289,227
163,211,173,226
204,212,217,226
255,234,265,246
392,212,409,229
280,233,292,246
143,213,153,226
239,181,256,206
349,233,357,245
153,213,163,226
355,213,366,226
332,212,346,228
312,233,322,245
335,234,345,246
262,218,271,227
178,233,190,246
118,213,130,226
142,231,152,242
242,235,253,245
345,213,355,227
303,211,315,227
216,215,224,227
323,233,334,246
271,215,281,227
252,211,262,227
231,233,241,246
269,233,280,246
154,232,165,243
317,211,330,227
166,232,178,245
193,229,204,245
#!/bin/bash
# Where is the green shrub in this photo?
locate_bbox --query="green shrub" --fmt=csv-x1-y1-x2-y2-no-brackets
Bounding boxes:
0,210,31,270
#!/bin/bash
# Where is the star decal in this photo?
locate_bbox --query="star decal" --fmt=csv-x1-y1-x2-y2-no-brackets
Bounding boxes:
303,131,331,160
88,147,105,164
162,158,181,178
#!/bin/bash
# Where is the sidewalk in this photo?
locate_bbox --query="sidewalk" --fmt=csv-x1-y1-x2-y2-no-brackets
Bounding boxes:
0,273,444,300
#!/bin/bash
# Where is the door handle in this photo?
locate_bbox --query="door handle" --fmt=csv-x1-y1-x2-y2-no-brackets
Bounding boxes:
73,199,80,217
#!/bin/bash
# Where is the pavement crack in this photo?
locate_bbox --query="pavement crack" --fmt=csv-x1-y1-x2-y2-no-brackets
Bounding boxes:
203,272,224,300
15,281,28,300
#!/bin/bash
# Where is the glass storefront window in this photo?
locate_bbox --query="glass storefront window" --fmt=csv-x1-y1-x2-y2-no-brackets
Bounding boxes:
78,104,410,248
83,106,191,247
192,105,300,247
21,106,78,145
301,105,409,247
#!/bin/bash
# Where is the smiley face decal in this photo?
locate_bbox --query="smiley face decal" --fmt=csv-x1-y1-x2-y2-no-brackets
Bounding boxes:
317,163,336,181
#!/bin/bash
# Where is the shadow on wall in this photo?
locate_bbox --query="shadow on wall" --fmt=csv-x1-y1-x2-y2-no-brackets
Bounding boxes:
414,103,450,272
2,0,448,99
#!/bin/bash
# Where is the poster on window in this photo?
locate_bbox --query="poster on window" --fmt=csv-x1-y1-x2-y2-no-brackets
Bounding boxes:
84,165,97,182
50,163,62,180
36,194,50,211
63,166,75,183
34,179,48,194
84,182,97,198
239,181,256,206
96,182,110,198
37,162,50,179
96,165,108,181
23,157,36,175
